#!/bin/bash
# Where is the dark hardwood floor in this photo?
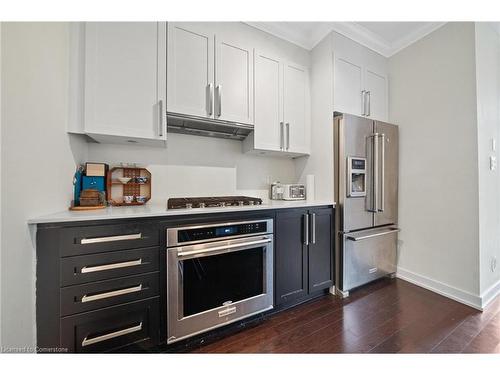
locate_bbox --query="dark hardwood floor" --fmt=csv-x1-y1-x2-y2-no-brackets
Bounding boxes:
190,279,500,353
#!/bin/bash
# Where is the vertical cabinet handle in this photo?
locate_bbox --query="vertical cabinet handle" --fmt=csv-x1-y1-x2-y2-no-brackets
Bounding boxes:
158,100,164,137
280,122,284,150
310,213,316,244
366,91,371,117
216,84,222,117
303,214,309,245
379,134,385,212
361,90,366,115
286,123,290,151
207,83,214,116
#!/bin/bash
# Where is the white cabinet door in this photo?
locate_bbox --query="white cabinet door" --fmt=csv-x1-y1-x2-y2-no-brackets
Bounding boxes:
167,23,214,118
364,68,388,122
283,62,310,154
253,51,283,152
85,22,166,142
215,37,254,125
333,55,364,116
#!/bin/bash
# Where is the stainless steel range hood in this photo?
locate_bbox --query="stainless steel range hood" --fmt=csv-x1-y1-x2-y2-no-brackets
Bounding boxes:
167,113,254,141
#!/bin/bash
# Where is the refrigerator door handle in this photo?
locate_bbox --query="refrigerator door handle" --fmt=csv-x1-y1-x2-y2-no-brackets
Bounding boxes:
346,227,400,241
373,133,379,212
379,133,385,212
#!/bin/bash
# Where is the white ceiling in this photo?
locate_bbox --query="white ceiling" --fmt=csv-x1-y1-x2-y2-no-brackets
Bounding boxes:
246,22,446,57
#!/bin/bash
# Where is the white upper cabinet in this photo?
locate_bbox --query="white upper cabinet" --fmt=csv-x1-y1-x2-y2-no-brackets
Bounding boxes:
253,51,283,152
333,53,388,122
283,62,310,155
246,52,310,157
333,55,364,116
84,22,167,145
364,68,388,122
167,23,254,125
167,23,214,118
215,37,254,124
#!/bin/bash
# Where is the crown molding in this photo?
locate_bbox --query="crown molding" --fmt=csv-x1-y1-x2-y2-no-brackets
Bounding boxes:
331,22,446,57
245,21,447,58
245,22,334,50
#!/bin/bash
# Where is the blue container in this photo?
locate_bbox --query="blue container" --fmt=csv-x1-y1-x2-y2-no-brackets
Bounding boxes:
82,176,105,192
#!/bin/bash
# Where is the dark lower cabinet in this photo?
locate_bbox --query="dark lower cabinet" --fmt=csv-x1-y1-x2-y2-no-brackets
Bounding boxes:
275,210,309,306
275,207,334,308
60,297,159,353
308,208,334,293
36,206,333,352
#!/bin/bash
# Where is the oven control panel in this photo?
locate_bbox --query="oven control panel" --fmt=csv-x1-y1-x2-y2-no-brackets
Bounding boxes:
175,220,270,245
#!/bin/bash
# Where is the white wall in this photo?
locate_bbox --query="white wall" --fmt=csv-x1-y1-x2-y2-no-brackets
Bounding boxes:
0,23,88,349
474,22,500,304
389,22,481,305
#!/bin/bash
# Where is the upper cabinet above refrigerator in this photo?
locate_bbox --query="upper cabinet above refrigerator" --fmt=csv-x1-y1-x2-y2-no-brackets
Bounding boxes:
333,53,388,122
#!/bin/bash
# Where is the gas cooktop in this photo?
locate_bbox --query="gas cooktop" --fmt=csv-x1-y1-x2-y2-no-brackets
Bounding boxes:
167,196,263,209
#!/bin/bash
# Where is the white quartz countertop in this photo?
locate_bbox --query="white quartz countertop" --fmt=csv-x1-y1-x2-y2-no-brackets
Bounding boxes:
28,200,335,225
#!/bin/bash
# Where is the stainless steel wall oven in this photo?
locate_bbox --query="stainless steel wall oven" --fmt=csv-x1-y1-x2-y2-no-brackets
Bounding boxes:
166,219,274,344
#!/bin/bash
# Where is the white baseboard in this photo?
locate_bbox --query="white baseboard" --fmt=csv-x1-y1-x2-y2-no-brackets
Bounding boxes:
396,267,482,311
480,278,500,309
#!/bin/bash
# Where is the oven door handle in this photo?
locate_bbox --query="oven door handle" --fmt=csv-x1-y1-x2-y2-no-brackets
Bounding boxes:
176,238,272,259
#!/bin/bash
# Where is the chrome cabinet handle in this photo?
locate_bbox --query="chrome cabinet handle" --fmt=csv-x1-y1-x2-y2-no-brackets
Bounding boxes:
366,91,371,117
80,258,143,274
80,233,142,245
158,100,164,137
81,284,143,303
310,213,316,244
361,90,366,115
286,122,290,151
81,322,143,347
216,84,222,117
379,134,385,212
280,121,284,150
346,228,400,241
206,83,214,116
303,214,309,245
177,238,272,258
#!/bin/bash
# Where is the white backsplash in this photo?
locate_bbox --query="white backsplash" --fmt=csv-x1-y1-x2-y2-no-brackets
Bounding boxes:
88,132,297,205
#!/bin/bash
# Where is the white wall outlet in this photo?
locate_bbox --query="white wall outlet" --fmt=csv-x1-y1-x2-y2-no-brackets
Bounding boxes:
490,155,497,171
492,138,496,151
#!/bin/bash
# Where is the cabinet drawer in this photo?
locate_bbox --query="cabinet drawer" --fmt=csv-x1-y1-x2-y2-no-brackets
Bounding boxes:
60,222,159,257
61,297,159,353
343,227,398,291
60,247,159,286
61,272,159,316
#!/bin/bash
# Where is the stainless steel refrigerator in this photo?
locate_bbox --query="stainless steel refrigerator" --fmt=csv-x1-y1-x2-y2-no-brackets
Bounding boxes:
333,112,400,296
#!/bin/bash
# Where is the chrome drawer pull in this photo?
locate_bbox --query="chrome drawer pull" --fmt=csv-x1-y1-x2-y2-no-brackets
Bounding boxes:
81,322,143,347
81,284,143,303
80,258,143,273
80,233,142,245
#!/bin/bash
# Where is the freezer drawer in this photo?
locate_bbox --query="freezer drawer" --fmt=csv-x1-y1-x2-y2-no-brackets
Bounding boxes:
342,226,398,291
